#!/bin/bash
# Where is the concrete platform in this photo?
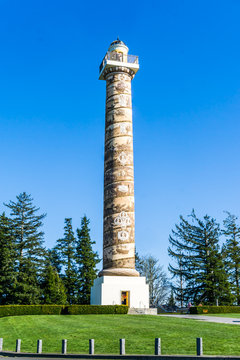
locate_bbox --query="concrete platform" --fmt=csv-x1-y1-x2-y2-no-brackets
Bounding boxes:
128,307,157,315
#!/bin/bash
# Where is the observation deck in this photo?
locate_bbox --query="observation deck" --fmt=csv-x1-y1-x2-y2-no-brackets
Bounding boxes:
99,51,139,80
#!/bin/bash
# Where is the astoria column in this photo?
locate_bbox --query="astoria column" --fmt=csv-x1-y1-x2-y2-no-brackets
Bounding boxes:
99,39,140,277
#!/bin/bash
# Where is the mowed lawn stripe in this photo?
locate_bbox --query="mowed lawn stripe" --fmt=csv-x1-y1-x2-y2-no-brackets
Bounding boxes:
0,315,240,355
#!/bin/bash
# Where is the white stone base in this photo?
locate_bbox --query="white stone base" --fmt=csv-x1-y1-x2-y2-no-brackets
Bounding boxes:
90,275,149,308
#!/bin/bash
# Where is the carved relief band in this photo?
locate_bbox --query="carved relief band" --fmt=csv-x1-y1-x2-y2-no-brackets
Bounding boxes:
99,68,139,277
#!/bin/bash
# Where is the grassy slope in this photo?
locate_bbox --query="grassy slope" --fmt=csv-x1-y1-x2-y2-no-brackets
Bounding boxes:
0,315,240,355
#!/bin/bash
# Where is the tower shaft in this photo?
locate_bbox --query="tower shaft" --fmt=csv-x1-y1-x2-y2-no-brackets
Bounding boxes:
100,67,138,276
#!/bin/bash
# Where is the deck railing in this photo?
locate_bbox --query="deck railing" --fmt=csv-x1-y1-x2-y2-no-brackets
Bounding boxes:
99,52,139,73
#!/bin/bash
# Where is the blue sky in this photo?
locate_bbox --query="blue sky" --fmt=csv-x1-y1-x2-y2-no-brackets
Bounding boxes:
1,0,240,272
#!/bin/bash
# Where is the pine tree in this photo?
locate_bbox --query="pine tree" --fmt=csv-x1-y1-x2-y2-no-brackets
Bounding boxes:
135,250,144,274
222,212,240,305
4,192,46,304
57,218,78,304
167,288,176,308
41,264,67,304
0,213,16,304
48,247,62,274
76,216,100,304
168,211,233,305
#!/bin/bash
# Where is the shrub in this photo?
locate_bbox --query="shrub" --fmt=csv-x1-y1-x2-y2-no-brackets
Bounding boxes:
190,306,240,314
0,305,63,317
0,304,128,317
67,305,128,315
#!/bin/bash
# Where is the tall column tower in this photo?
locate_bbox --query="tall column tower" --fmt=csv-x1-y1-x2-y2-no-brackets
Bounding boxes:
91,40,149,309
99,39,139,277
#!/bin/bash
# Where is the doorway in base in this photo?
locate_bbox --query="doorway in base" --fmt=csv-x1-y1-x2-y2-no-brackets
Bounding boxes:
121,291,130,307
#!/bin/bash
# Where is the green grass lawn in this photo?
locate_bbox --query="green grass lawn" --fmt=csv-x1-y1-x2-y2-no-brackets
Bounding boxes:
0,315,240,356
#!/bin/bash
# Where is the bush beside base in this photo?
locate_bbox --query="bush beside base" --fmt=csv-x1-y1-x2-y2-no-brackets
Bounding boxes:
190,306,240,314
0,304,128,317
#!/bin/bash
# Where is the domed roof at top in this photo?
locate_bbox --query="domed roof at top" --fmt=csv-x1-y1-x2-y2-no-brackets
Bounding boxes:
108,38,129,54
110,38,126,47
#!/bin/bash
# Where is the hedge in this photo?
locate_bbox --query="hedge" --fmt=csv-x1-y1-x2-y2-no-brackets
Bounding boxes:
0,305,63,317
67,305,128,315
0,304,128,317
190,306,240,314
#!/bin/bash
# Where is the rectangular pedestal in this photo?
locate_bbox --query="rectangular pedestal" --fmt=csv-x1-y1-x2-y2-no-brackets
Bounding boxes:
90,276,149,308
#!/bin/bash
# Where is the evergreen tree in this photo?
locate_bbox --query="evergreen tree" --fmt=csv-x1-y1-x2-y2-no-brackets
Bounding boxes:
76,216,100,304
41,264,67,304
4,192,46,304
0,213,16,304
167,288,176,308
168,211,233,305
222,212,240,305
135,250,144,274
48,247,62,274
57,218,78,304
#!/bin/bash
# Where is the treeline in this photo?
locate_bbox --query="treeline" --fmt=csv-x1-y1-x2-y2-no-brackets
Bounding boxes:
168,210,240,306
2,192,239,308
0,192,100,305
